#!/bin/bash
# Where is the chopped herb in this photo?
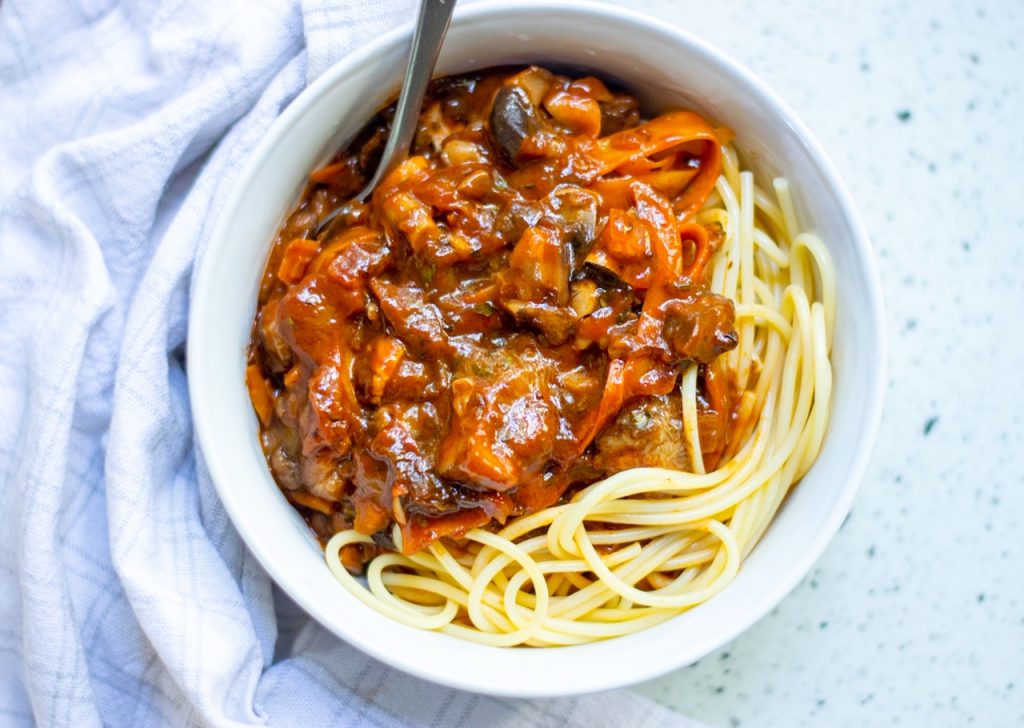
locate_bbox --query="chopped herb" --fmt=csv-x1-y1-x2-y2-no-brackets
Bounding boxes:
474,302,496,316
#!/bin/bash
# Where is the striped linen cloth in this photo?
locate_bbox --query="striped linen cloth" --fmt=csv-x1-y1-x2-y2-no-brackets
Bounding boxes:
0,0,701,725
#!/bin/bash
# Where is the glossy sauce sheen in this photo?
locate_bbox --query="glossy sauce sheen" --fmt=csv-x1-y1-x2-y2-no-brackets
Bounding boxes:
247,67,739,567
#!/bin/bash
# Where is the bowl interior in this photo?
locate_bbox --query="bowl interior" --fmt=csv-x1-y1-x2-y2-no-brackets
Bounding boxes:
189,0,884,697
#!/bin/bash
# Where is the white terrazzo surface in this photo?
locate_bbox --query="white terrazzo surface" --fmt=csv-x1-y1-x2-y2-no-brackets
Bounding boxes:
603,0,1024,725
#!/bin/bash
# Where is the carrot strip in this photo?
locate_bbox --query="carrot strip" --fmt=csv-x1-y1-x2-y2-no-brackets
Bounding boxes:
592,111,722,220
288,490,335,515
245,364,275,426
339,544,364,572
400,508,491,555
283,366,301,389
574,358,625,454
700,360,734,471
632,182,683,347
368,337,406,403
680,222,712,281
310,161,348,184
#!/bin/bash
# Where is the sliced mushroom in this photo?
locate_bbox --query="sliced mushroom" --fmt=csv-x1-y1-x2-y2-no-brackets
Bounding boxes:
489,85,544,163
548,186,600,251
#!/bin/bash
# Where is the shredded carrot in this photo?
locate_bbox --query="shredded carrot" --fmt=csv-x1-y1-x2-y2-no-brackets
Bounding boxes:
245,364,275,426
574,358,626,454
400,508,492,555
592,111,722,220
368,337,406,403
309,161,348,184
339,544,364,572
680,222,713,281
700,360,734,471
288,490,335,515
283,365,300,389
714,125,736,145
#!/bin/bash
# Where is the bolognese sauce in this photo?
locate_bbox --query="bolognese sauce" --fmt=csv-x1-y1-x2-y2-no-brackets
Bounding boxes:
246,67,738,570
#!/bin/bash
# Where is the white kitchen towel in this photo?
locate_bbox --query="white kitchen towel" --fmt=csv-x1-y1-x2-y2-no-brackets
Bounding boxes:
0,0,700,725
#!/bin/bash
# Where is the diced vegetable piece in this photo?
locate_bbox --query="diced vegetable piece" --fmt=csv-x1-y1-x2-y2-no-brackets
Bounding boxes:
570,279,600,318
416,101,461,154
457,169,492,199
509,66,555,105
276,238,320,284
309,160,353,184
283,366,300,389
366,336,406,404
377,155,430,192
353,498,389,534
381,191,439,254
503,226,570,304
443,139,487,165
543,87,601,138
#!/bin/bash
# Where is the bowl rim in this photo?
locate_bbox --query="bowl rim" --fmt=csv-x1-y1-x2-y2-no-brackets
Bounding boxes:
188,0,886,697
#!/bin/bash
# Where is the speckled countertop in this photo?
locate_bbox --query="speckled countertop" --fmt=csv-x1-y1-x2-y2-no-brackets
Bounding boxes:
606,0,1024,725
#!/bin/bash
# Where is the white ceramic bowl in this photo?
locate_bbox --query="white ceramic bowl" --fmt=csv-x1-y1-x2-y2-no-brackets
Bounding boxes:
188,0,885,697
